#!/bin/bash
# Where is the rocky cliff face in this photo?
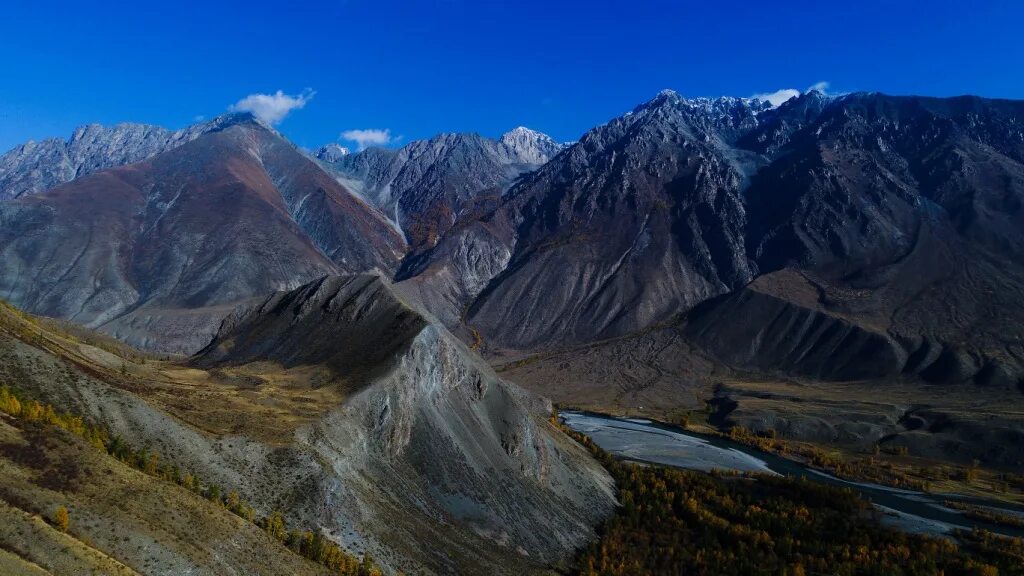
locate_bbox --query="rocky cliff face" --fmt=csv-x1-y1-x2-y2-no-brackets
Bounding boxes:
0,114,405,353
194,275,615,574
0,114,249,200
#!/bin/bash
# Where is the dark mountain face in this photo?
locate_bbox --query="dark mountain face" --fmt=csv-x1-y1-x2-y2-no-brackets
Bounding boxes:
724,93,1024,383
317,130,561,251
401,90,1024,386
746,93,1024,274
0,115,405,353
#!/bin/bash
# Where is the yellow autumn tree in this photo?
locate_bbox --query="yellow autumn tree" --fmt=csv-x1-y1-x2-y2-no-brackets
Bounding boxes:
53,506,70,532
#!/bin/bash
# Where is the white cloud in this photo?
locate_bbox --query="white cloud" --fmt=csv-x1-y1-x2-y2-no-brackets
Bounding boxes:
229,89,315,125
341,128,393,151
751,88,801,107
807,81,830,93
751,81,833,108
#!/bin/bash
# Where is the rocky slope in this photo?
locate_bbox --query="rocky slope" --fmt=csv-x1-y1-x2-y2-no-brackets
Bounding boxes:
0,113,405,353
193,275,614,574
0,276,615,575
0,115,246,200
316,128,563,251
442,92,772,350
729,92,1024,385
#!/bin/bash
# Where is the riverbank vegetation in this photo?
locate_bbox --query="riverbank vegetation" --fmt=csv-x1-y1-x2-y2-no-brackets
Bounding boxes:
557,418,1024,576
722,424,1024,505
944,501,1024,530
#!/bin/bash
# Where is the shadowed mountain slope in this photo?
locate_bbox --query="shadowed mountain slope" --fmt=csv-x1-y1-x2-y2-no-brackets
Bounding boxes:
430,92,773,349
403,91,1024,387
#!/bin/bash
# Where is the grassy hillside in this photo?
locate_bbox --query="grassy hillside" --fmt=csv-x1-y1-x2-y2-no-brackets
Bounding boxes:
0,406,336,575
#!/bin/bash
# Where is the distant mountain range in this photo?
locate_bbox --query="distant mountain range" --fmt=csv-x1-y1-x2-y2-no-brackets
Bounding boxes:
410,90,1024,389
0,114,253,200
2,89,1023,386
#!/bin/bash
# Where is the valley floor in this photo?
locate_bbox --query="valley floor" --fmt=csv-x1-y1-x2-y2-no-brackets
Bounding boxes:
557,415,1024,576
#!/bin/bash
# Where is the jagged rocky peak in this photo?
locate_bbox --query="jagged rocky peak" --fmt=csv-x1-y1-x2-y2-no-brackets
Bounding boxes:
314,142,351,162
204,110,274,130
640,88,772,114
585,88,774,148
315,128,562,251
500,126,564,164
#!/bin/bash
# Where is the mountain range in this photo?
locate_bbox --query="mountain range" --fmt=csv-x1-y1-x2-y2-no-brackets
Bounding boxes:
392,90,1024,392
4,88,1024,389
440,92,1024,376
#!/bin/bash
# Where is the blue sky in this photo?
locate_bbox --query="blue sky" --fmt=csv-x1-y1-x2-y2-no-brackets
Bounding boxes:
2,0,1022,153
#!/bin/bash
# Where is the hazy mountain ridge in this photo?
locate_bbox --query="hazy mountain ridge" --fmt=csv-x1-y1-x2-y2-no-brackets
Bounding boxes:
0,113,265,201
